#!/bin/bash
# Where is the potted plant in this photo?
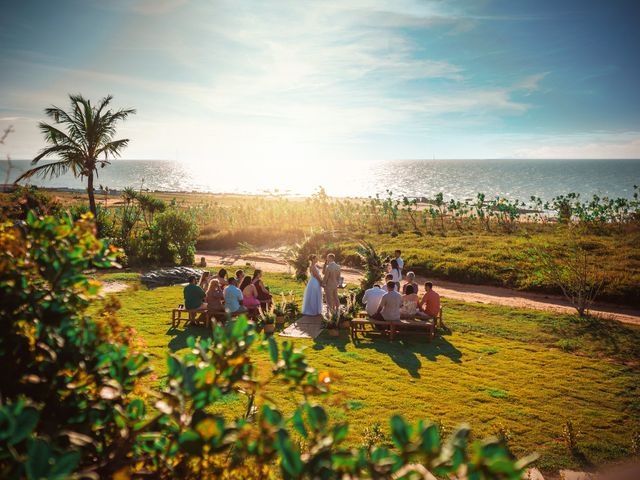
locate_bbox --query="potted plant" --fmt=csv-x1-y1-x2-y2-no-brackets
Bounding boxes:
260,311,276,334
340,311,353,330
284,292,300,322
274,300,286,326
323,311,340,337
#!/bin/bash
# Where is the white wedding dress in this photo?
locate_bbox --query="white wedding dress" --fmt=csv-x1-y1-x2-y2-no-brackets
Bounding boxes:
302,265,323,316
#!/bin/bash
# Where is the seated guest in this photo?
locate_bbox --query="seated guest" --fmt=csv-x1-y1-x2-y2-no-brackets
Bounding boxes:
235,269,245,286
199,256,207,268
183,275,205,310
419,282,441,320
400,284,419,319
390,259,401,291
240,276,261,309
198,271,211,290
402,271,419,295
205,279,225,315
252,269,272,309
224,277,247,314
372,281,403,321
362,284,386,318
216,268,229,288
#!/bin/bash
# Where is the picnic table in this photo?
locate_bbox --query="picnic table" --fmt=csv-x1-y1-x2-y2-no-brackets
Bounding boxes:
350,307,443,342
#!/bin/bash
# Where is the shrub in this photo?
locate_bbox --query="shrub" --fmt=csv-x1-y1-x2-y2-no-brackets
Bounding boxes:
149,209,199,266
2,186,63,219
0,213,534,478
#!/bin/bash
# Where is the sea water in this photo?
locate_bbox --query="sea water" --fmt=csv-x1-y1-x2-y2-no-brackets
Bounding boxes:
1,159,639,201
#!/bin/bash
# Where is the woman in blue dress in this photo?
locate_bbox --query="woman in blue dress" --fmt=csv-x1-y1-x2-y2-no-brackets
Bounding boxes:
302,254,324,316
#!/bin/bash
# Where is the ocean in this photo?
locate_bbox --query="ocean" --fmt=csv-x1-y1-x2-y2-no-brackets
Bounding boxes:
1,159,639,202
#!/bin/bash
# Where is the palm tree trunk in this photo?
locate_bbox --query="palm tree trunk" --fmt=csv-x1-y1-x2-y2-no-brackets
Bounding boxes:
87,172,97,218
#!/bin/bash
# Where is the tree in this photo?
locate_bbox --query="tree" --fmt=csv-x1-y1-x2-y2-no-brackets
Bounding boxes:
535,241,606,317
15,94,135,218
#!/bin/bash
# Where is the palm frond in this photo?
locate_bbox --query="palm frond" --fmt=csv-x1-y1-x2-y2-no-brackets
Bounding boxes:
15,160,71,182
96,138,129,158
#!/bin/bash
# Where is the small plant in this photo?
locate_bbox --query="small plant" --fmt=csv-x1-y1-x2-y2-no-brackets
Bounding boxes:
492,421,513,443
284,292,300,320
361,422,390,450
356,241,385,290
562,419,581,452
323,310,341,336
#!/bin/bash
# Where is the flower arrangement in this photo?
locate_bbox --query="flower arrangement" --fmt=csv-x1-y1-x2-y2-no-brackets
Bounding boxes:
259,303,277,333
284,291,300,320
274,294,287,324
323,310,341,336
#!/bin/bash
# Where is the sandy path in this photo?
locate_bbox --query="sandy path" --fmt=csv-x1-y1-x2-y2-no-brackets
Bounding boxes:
199,249,640,326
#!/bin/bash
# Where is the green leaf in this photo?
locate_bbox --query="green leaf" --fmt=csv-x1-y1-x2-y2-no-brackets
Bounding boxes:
333,423,349,443
390,415,410,448
26,438,52,480
231,315,248,339
268,336,279,364
275,429,303,477
291,409,307,439
50,450,81,477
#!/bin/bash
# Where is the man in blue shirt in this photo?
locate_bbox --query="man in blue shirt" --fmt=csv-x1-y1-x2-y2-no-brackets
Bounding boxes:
224,277,247,314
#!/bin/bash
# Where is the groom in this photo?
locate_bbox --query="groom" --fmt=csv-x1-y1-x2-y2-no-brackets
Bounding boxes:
322,253,341,314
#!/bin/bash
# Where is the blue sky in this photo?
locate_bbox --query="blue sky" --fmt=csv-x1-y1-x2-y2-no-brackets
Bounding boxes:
1,0,639,164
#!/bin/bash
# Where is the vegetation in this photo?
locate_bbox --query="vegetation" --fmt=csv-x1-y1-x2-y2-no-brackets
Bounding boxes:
106,269,640,472
15,94,135,218
535,241,606,316
0,213,534,479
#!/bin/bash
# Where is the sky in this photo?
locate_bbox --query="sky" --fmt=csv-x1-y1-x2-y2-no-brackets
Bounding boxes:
1,0,640,165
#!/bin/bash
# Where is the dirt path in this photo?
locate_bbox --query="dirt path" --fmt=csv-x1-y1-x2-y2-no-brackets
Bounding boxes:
198,250,640,326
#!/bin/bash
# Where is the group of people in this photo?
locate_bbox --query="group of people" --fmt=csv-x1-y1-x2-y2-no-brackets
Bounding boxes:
301,253,342,316
300,249,440,323
183,268,273,318
363,250,440,322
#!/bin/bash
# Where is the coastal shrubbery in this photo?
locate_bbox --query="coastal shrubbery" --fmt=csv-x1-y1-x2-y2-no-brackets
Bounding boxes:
0,212,532,479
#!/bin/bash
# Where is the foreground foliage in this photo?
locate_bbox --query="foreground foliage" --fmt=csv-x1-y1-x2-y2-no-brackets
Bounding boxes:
0,213,534,478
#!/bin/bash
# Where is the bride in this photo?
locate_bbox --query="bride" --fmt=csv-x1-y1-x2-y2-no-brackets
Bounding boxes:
302,254,323,316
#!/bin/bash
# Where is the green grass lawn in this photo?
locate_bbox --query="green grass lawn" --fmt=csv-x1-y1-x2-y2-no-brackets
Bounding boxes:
333,227,640,307
99,270,640,472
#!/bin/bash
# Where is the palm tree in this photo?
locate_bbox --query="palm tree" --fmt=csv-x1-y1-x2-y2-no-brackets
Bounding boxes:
16,94,135,218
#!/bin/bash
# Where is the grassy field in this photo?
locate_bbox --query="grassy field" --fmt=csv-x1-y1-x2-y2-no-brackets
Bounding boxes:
12,189,640,306
331,228,640,306
99,269,640,473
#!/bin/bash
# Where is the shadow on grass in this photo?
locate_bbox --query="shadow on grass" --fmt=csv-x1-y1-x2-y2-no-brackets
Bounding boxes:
166,324,212,352
312,331,349,353
349,333,463,378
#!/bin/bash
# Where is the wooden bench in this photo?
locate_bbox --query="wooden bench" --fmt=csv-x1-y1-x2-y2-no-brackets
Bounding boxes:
172,306,209,329
351,307,443,342
172,306,260,329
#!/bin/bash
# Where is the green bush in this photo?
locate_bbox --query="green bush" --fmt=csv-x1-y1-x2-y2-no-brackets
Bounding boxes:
0,213,534,478
1,186,63,219
150,209,199,265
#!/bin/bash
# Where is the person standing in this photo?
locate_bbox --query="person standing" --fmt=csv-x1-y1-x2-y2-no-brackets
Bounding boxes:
362,284,386,318
323,253,341,314
302,255,323,316
394,250,404,277
390,259,402,292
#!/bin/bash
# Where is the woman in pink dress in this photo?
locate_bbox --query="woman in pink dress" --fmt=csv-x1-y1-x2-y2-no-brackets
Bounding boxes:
240,276,261,308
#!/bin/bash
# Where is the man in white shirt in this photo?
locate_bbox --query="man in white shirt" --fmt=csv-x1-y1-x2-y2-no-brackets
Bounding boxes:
372,281,403,321
394,249,404,278
362,284,386,317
